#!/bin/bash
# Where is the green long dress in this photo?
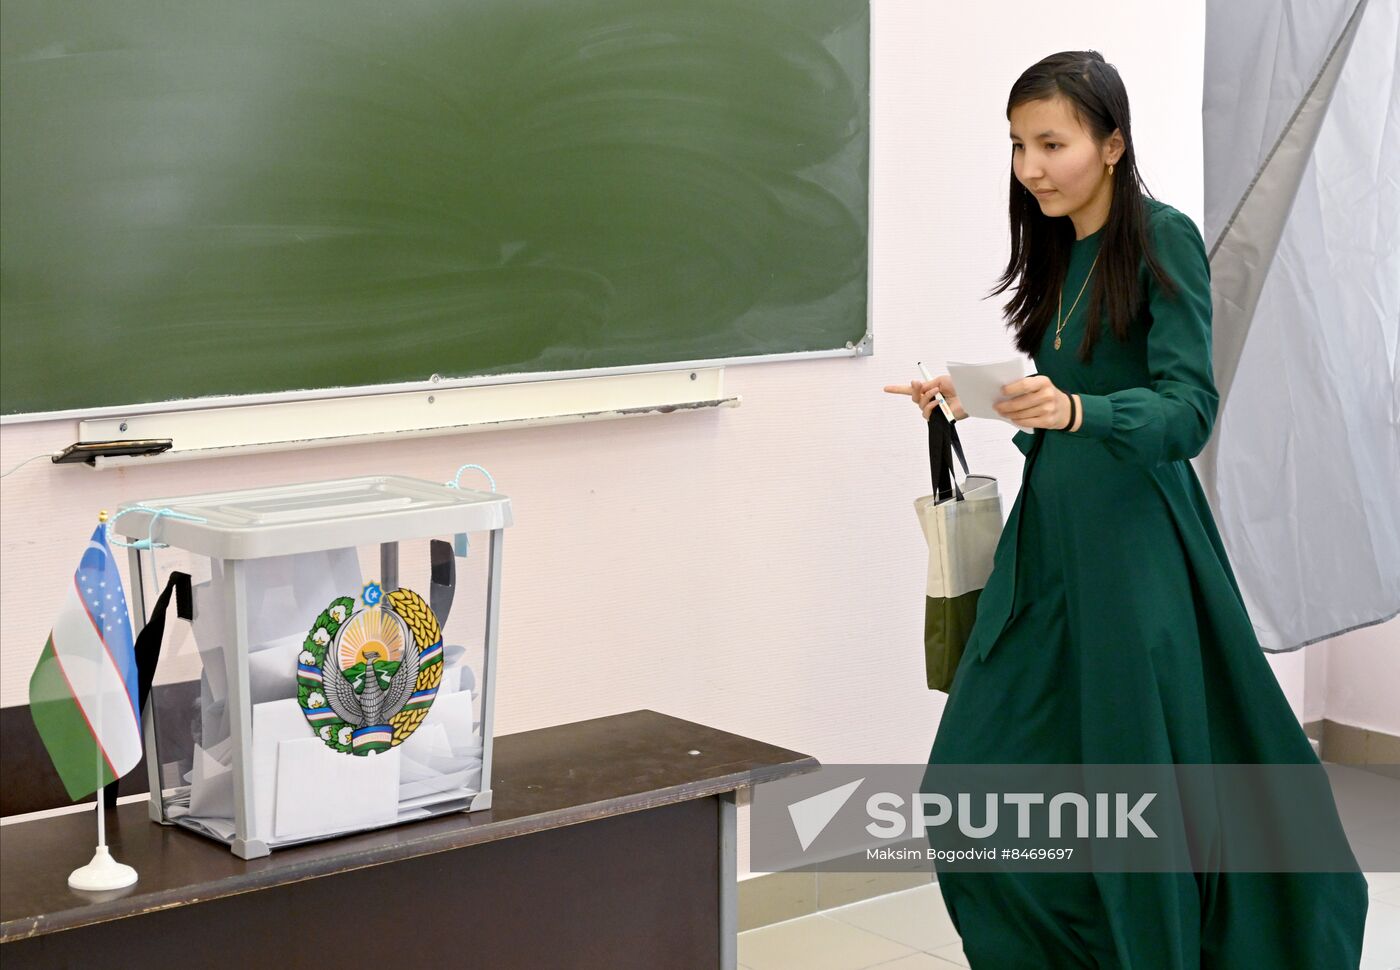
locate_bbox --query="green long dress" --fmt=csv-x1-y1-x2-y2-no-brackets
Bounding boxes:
926,198,1370,968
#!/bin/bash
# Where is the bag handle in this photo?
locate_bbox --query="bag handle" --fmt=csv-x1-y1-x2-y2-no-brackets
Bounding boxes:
927,410,970,503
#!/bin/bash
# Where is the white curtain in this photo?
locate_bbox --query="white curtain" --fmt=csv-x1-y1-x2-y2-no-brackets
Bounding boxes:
1198,0,1399,650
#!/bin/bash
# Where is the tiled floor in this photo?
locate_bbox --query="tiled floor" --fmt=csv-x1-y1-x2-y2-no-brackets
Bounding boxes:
737,871,1400,970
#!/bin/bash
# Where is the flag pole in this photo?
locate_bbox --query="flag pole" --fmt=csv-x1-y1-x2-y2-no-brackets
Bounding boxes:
68,511,138,892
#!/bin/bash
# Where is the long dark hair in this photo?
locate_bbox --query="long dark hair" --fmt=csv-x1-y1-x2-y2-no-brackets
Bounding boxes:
989,50,1176,362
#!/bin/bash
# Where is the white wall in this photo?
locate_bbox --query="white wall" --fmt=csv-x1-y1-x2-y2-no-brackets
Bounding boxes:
1305,617,1400,735
0,1,1282,880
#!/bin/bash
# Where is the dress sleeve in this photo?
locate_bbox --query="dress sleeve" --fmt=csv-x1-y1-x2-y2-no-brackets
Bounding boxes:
1069,208,1218,466
1012,429,1036,456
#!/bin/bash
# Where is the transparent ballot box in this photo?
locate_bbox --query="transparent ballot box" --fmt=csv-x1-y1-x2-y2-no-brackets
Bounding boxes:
114,476,510,859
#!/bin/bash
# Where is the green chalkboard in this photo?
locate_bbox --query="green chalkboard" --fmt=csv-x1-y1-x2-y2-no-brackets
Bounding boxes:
0,0,868,416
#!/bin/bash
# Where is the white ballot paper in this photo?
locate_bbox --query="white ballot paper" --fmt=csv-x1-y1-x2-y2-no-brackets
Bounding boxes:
248,633,306,705
190,548,363,708
946,358,1028,425
253,698,313,839
273,738,399,840
190,579,228,705
189,742,235,820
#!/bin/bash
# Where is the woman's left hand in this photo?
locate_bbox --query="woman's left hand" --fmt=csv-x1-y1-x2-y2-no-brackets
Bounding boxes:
996,375,1074,430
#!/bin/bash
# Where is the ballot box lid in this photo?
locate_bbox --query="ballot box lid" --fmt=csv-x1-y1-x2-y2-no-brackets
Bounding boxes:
114,475,511,559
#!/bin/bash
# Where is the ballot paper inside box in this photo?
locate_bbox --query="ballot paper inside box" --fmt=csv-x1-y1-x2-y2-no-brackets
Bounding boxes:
115,476,510,860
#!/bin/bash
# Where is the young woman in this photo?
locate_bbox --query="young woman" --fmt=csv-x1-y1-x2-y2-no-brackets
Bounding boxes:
887,51,1369,967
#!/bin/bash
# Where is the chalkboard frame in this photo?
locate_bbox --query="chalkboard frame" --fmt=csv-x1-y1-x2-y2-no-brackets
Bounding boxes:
1,341,870,425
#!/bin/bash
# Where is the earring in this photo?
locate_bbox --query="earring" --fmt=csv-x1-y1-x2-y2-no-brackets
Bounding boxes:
1109,163,1115,176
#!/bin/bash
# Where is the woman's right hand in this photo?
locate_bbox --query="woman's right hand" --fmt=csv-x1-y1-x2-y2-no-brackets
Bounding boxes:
883,375,968,421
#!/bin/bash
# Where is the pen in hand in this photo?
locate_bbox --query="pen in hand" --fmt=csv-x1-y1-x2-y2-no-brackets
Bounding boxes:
918,362,957,422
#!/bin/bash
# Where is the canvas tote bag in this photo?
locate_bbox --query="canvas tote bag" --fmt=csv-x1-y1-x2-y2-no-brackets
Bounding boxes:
915,412,1003,692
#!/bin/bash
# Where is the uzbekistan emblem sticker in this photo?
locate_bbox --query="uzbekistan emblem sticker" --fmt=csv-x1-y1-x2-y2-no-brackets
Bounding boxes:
297,581,444,755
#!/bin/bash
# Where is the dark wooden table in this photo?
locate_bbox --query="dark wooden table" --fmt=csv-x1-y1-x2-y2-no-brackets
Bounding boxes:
1,710,818,970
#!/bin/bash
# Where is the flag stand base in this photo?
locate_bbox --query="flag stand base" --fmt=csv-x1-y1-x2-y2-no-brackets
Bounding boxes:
68,846,138,891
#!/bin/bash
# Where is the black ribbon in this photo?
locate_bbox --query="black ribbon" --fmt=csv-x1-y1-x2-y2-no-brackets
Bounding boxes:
927,409,970,503
103,571,191,808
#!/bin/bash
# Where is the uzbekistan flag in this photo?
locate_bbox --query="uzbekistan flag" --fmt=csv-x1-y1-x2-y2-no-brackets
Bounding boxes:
28,525,143,801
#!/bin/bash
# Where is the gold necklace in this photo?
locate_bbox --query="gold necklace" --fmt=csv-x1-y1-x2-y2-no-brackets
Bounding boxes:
1056,250,1099,350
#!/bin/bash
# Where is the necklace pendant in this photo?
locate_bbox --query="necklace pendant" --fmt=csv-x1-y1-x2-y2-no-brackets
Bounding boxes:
1054,335,1062,350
